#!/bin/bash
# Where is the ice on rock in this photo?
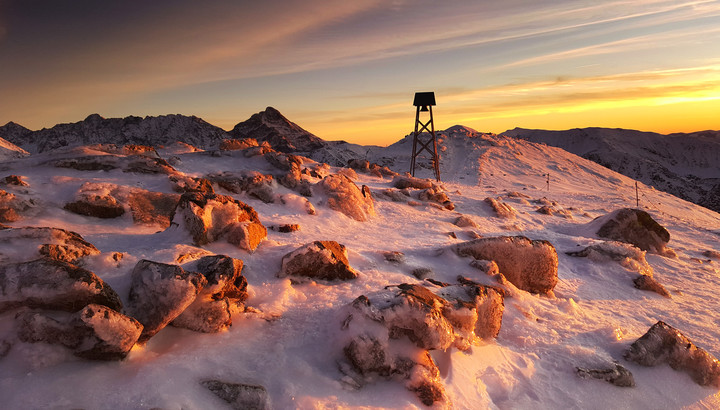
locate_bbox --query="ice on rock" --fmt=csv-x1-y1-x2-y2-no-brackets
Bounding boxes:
316,174,375,221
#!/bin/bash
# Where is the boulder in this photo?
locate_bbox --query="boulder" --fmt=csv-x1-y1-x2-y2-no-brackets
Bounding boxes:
418,187,454,210
127,191,180,228
126,260,207,342
123,156,177,175
172,255,247,333
595,208,670,254
0,226,100,264
0,189,34,222
454,236,559,294
317,174,375,221
624,321,720,387
0,258,122,313
484,197,516,219
270,223,300,233
201,380,271,410
226,221,268,252
64,194,125,219
171,192,264,247
17,304,143,360
279,241,358,281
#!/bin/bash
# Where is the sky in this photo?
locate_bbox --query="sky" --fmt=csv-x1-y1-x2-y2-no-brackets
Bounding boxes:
1,0,719,146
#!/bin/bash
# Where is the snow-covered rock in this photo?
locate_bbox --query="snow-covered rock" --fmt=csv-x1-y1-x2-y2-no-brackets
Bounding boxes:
126,260,207,342
317,174,375,221
454,236,559,294
207,171,276,203
0,258,122,313
594,208,670,254
0,226,100,264
201,379,271,410
171,192,264,248
624,321,720,387
484,197,516,219
16,304,143,360
279,241,358,281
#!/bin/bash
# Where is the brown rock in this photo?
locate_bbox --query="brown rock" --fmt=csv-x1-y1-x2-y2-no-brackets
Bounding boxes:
280,241,358,281
595,208,670,254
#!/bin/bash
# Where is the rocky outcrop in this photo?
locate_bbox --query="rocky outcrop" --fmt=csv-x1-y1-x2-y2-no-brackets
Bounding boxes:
127,190,181,228
64,189,125,219
171,192,265,251
279,241,358,281
219,138,260,151
392,175,435,190
454,236,559,294
172,255,247,333
201,380,271,410
229,106,325,154
126,260,206,343
0,189,34,222
0,258,122,313
624,321,720,387
2,175,28,186
594,208,670,254
317,174,375,221
16,304,143,360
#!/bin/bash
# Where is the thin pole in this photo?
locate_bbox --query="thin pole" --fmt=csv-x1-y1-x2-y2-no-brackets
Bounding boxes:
636,181,639,207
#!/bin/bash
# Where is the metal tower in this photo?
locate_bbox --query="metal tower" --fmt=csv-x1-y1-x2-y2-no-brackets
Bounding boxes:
410,91,440,182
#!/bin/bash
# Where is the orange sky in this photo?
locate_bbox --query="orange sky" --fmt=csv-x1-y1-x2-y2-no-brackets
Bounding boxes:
1,0,719,146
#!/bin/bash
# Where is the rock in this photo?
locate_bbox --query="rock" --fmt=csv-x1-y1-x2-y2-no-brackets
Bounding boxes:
337,167,359,181
317,174,375,221
201,380,271,410
419,187,454,210
375,188,409,203
576,363,635,387
383,251,406,264
455,215,479,228
484,197,516,219
342,280,503,406
633,275,671,298
624,321,720,387
3,175,28,186
17,304,143,360
279,241,358,281
171,192,263,246
412,267,434,280
469,259,500,276
64,196,125,219
595,208,670,254
219,138,260,151
126,260,207,342
279,193,316,215
270,223,300,233
392,175,435,190
566,241,653,276
0,207,20,222
226,221,268,252
0,258,122,313
454,236,559,294
123,156,177,175
0,226,100,264
172,255,247,332
347,159,370,171
50,156,119,171
702,250,720,260
207,171,276,203
169,175,215,195
127,191,180,228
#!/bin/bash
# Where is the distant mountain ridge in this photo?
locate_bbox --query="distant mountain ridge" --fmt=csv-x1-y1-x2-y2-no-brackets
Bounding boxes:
2,114,230,153
502,127,720,213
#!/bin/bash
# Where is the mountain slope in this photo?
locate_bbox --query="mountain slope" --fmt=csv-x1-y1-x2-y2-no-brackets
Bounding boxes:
0,122,31,160
4,114,231,153
501,127,720,213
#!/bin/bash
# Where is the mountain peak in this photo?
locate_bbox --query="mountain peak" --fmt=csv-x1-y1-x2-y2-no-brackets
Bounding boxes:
230,107,325,153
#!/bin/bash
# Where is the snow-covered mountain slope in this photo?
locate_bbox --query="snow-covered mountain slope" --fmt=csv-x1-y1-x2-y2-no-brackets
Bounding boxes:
0,123,30,160
1,122,719,409
4,114,231,154
501,127,720,214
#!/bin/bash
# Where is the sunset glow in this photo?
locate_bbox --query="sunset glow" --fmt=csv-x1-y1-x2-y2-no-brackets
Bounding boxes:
1,0,719,145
